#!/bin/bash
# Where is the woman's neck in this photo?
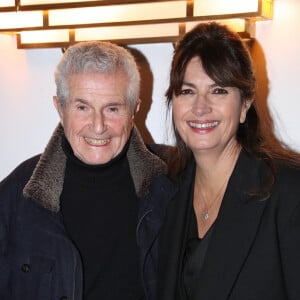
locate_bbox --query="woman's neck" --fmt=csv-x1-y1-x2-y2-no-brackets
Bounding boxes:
193,144,241,238
194,143,241,187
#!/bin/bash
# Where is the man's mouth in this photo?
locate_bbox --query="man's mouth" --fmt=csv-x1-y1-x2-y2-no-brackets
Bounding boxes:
84,137,110,146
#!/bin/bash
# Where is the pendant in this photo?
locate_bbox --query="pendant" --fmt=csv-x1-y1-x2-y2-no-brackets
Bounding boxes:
204,212,209,220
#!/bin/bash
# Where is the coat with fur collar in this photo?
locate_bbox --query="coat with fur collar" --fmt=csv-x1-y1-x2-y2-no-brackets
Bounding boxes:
0,124,176,300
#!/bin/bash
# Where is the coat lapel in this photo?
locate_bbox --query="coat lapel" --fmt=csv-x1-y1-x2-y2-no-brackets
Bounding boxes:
137,175,177,263
157,161,196,300
198,151,270,299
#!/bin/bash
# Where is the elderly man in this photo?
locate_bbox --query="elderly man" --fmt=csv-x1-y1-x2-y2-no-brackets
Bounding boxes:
0,41,175,300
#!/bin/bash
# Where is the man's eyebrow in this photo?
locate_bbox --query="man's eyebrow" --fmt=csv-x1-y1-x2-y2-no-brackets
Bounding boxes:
106,102,124,106
101,100,127,108
74,98,89,105
73,99,126,108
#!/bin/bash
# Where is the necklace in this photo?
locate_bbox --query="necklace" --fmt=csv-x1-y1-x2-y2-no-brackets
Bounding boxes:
195,146,240,221
199,180,227,221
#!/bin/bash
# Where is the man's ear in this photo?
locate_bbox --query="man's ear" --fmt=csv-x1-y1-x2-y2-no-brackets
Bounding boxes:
53,96,64,124
240,98,253,124
132,99,141,119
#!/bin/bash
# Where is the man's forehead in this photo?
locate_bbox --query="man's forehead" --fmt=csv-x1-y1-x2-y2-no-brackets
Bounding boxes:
67,95,130,109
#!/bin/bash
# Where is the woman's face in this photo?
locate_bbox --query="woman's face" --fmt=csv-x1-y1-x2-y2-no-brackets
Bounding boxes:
172,56,252,156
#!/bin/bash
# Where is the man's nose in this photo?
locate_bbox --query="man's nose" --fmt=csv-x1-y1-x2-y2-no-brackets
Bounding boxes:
91,112,107,134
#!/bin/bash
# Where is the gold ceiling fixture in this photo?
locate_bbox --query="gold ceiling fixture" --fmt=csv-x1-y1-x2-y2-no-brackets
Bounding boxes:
0,0,273,49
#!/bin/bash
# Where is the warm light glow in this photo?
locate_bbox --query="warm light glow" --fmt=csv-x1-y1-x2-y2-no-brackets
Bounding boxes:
20,29,70,43
261,0,273,19
20,0,101,4
186,19,247,34
0,0,273,48
75,23,179,41
48,1,186,26
194,0,258,16
0,11,43,29
16,19,252,48
0,0,15,7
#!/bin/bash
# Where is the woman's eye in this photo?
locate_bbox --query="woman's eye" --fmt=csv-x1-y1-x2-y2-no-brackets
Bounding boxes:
179,89,193,95
213,88,228,94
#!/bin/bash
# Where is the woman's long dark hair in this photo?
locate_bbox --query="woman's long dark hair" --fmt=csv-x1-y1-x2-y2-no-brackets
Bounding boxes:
166,22,300,193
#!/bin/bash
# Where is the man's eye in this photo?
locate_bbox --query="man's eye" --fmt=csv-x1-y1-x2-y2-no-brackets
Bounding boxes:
77,105,87,111
213,88,228,94
108,106,118,113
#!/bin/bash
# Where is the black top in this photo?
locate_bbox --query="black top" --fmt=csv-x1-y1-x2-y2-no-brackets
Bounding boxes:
61,136,144,300
183,209,215,299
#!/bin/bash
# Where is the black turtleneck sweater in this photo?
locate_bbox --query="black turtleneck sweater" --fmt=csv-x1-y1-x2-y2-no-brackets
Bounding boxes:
60,136,144,300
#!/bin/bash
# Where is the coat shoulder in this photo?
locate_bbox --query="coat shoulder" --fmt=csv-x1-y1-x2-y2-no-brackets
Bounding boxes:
0,155,40,189
147,144,175,165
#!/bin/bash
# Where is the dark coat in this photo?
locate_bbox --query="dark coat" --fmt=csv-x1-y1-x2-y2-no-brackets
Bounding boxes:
0,124,176,300
157,150,300,300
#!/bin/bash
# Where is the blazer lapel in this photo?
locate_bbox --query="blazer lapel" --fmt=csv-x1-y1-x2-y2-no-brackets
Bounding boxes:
198,151,270,300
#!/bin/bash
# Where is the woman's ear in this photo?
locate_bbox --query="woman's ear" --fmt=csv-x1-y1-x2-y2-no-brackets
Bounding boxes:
240,98,253,124
53,96,64,125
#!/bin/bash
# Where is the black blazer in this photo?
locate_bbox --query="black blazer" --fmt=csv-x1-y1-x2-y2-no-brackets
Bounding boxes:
157,150,300,300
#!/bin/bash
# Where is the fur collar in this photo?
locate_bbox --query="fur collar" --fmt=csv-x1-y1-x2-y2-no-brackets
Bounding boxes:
23,124,167,213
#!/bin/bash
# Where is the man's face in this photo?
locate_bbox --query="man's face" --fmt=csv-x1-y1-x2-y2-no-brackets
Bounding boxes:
54,72,139,165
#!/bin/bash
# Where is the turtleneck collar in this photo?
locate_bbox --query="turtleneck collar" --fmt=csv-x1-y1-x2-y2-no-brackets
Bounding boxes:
61,133,131,185
61,133,130,170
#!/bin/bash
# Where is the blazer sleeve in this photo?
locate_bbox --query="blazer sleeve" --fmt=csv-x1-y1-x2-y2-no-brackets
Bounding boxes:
277,170,300,299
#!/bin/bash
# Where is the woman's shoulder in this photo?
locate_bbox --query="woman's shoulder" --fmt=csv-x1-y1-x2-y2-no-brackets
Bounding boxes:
275,159,300,182
270,161,300,234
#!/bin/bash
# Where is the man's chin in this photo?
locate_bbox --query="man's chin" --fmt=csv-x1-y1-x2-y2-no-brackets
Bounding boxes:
82,155,113,165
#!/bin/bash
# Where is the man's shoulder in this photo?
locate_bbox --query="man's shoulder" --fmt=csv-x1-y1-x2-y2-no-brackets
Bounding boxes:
147,143,175,164
1,155,41,187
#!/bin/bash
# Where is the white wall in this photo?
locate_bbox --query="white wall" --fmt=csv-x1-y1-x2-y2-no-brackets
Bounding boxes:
1,0,300,180
0,38,61,179
254,0,300,150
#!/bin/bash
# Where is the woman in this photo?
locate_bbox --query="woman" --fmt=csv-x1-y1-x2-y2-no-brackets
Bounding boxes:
157,22,300,300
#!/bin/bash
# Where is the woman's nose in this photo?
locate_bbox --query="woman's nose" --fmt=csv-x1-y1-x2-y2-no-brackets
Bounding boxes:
191,94,212,116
